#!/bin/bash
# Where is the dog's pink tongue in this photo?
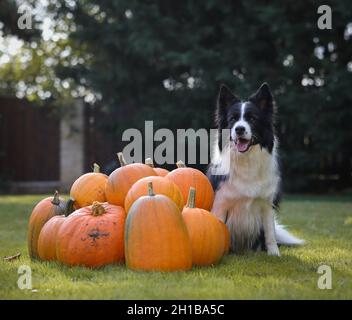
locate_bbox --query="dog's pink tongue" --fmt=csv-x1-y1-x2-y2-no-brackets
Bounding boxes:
237,141,249,152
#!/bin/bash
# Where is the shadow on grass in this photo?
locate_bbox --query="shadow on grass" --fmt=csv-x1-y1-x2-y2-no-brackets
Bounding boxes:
33,247,351,283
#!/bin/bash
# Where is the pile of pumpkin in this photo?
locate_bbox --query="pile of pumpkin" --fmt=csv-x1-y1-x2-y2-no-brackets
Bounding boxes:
28,153,230,271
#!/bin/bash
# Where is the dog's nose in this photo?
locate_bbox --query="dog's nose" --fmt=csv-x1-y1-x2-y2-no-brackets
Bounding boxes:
235,126,245,135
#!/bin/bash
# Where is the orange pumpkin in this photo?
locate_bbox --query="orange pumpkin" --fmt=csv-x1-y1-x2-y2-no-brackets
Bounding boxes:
182,188,225,266
166,161,214,211
125,182,192,271
28,191,70,259
56,202,126,267
125,176,184,213
219,220,231,255
145,158,169,177
106,153,156,207
70,163,108,209
37,199,75,261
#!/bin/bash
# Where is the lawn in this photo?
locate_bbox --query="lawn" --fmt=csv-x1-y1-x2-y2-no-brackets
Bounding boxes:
0,194,351,300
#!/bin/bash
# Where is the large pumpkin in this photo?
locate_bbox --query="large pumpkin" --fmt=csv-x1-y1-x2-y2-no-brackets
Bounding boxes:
28,191,70,259
124,176,184,213
70,163,108,209
219,220,231,255
166,161,214,211
56,202,126,267
182,188,225,266
106,153,156,207
125,182,192,271
145,158,169,177
37,199,75,261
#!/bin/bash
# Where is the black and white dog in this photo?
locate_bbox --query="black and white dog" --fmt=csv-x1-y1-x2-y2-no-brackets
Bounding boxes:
207,83,304,256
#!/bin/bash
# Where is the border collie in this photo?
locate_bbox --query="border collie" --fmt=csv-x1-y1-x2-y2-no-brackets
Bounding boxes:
207,83,304,256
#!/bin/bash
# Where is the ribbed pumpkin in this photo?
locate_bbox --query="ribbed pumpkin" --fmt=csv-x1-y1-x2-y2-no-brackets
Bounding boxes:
125,182,192,271
37,199,75,261
145,158,169,177
124,176,184,213
70,163,108,209
182,188,225,266
106,153,156,207
219,220,231,255
166,161,214,211
56,202,126,267
28,191,69,259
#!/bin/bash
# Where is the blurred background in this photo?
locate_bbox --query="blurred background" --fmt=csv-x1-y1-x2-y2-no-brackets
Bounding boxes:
0,0,351,194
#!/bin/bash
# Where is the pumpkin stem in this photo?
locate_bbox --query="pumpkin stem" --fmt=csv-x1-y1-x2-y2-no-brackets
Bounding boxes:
93,163,100,173
186,187,196,208
147,182,155,196
91,201,106,216
65,198,75,217
51,190,60,205
145,158,154,168
117,152,127,167
176,160,186,168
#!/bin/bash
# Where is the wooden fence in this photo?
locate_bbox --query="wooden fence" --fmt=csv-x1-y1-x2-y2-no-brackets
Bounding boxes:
0,97,60,183
0,97,125,193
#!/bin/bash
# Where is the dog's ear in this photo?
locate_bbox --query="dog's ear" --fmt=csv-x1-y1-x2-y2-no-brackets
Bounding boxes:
217,84,240,110
216,85,239,150
216,84,240,130
249,83,273,111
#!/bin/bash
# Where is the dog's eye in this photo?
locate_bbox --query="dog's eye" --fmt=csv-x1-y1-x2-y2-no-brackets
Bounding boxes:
247,115,256,122
230,115,239,122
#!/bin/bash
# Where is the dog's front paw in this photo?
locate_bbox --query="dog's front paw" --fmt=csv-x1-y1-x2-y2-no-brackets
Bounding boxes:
267,244,281,257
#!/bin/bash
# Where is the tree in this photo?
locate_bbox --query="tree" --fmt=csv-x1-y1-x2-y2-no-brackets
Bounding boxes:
1,0,352,191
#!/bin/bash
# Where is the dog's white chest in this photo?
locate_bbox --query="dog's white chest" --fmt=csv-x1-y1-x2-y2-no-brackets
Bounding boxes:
218,144,279,202
211,144,280,252
226,197,266,251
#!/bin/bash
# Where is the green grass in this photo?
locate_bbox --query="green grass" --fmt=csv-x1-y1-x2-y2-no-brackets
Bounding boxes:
0,194,351,300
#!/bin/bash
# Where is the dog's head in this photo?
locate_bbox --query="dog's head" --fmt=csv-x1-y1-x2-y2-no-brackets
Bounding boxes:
215,83,275,154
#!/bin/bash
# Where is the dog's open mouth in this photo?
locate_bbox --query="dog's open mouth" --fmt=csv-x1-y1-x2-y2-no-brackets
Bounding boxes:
235,138,251,153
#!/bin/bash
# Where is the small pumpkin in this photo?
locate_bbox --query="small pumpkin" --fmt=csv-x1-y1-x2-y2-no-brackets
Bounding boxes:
28,191,69,260
125,182,192,271
219,220,231,255
124,176,184,213
70,163,108,209
166,161,214,211
106,152,156,207
37,199,75,261
145,158,169,177
56,202,126,267
182,188,225,266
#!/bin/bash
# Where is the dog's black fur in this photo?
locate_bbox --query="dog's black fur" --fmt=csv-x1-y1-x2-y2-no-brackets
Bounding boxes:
215,83,276,154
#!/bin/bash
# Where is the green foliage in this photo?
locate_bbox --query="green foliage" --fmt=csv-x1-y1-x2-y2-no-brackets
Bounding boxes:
50,0,352,191
0,1,93,104
1,1,352,191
